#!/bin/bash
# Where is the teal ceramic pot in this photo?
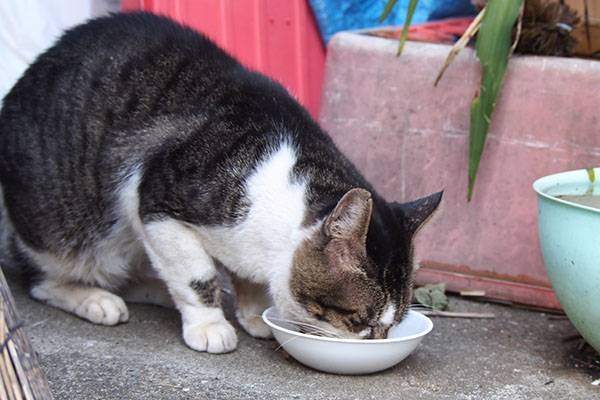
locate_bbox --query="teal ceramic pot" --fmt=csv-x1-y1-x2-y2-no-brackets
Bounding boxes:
533,168,600,353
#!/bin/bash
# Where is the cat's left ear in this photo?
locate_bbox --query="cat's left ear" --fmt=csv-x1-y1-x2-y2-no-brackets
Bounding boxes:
324,188,373,243
323,188,373,274
394,191,443,237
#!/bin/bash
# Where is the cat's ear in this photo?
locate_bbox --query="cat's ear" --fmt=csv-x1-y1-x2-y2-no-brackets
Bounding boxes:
324,188,373,243
395,191,443,237
323,188,373,274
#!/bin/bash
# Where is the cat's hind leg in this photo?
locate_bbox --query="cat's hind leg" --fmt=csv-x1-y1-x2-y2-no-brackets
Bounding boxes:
230,274,273,339
15,240,131,326
30,280,129,325
141,218,237,353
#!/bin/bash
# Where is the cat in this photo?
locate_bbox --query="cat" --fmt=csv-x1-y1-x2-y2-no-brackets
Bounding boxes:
0,12,442,353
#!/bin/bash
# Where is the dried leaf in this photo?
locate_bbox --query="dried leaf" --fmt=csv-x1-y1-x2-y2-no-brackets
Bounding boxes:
586,167,595,183
435,8,485,86
414,282,448,311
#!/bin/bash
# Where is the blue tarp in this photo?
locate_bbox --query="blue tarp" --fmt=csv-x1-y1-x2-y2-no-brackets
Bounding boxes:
308,0,477,44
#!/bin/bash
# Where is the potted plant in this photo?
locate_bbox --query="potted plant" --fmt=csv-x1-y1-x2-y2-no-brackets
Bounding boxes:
533,168,600,353
317,0,600,309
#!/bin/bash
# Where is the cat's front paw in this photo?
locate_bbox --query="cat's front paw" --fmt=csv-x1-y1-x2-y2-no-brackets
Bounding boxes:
183,320,237,353
75,291,129,325
236,309,273,339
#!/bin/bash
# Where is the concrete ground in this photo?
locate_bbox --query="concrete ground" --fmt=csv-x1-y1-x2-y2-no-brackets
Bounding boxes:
4,269,599,400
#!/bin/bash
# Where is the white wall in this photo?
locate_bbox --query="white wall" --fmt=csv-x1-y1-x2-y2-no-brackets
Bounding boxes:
0,0,121,101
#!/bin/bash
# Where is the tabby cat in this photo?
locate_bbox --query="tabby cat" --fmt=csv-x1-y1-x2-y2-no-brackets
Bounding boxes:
0,12,441,353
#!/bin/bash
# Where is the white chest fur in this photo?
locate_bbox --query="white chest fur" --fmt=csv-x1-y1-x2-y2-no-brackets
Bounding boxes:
194,142,318,284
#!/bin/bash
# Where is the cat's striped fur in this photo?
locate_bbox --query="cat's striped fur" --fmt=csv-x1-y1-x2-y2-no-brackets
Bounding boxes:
0,12,441,353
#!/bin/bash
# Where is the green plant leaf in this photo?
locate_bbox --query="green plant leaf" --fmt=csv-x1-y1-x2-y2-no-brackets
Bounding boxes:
468,0,523,201
379,0,419,55
379,0,399,23
397,0,419,55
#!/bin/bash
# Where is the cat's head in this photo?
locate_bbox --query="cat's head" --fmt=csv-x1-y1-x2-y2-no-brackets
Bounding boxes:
284,188,442,339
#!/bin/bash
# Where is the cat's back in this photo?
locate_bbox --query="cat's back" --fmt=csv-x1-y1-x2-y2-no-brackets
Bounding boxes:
0,12,246,251
0,11,364,253
2,12,240,118
23,12,233,70
0,12,247,178
55,12,238,73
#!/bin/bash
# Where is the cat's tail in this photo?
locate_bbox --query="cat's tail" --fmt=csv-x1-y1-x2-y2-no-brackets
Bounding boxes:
0,184,17,268
0,185,47,286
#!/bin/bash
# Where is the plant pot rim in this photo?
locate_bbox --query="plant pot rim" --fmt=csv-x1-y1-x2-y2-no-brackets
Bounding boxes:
533,167,600,213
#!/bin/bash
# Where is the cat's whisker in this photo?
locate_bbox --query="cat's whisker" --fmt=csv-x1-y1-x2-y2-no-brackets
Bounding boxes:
410,303,434,311
273,335,304,351
410,302,433,307
259,314,344,338
276,320,343,338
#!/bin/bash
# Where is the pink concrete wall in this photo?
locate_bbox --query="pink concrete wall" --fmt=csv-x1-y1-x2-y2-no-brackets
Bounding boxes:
122,0,326,119
319,32,600,309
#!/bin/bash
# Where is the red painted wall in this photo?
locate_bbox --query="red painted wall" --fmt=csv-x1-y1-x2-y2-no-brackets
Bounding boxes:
122,0,326,119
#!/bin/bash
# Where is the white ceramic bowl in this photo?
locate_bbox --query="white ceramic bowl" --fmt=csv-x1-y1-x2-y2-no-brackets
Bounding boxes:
262,307,432,375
